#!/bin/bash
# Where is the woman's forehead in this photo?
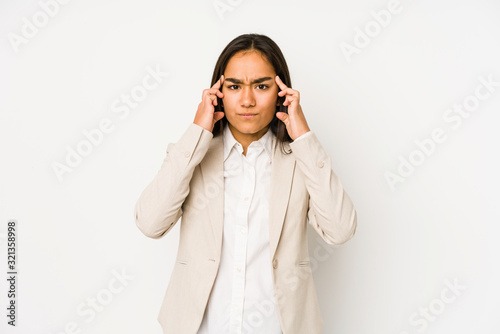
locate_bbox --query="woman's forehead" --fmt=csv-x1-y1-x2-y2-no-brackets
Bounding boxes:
225,52,275,78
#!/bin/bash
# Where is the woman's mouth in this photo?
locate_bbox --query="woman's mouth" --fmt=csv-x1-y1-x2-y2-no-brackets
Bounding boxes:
238,113,257,119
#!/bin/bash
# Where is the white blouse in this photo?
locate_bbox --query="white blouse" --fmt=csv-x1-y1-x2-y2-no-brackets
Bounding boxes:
197,121,312,334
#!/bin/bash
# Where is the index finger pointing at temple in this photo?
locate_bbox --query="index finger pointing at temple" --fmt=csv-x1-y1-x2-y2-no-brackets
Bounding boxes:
212,75,224,90
275,75,288,90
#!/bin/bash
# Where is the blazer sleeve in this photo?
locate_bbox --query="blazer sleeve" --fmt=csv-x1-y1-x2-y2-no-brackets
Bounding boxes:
289,131,357,245
134,123,214,239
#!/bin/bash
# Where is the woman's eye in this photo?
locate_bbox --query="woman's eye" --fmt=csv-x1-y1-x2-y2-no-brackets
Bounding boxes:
227,84,268,90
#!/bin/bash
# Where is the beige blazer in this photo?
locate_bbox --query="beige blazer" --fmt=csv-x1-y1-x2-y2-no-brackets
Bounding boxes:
134,122,357,334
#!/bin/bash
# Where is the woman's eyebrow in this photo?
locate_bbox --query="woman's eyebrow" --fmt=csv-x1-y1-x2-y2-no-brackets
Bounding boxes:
225,77,273,84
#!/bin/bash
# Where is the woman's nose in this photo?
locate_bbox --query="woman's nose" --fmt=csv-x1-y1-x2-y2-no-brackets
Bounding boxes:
240,87,255,107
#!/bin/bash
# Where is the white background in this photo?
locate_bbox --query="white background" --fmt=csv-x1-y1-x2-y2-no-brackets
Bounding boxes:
1,0,499,333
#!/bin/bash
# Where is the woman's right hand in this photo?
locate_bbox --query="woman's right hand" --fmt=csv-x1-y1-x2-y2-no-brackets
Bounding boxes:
193,75,225,132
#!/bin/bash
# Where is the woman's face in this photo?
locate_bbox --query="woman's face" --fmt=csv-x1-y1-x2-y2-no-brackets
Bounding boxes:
222,50,279,142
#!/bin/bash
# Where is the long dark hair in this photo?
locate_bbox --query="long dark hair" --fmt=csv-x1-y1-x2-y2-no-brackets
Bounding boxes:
210,33,293,155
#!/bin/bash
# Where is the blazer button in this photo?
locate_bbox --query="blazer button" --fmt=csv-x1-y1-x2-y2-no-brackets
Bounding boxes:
272,259,278,269
317,160,324,168
184,151,191,158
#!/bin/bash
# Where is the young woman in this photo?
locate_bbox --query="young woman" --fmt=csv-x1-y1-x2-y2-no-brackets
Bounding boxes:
134,33,357,334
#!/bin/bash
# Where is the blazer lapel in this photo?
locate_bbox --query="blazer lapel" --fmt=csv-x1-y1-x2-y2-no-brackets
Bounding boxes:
199,133,224,260
268,137,296,259
199,133,296,261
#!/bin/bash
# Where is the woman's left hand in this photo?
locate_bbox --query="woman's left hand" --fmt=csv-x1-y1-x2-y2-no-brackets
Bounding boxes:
275,75,311,141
